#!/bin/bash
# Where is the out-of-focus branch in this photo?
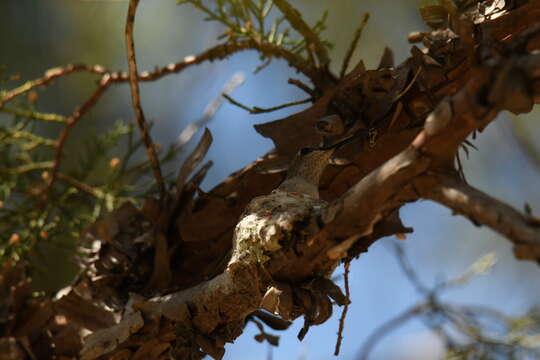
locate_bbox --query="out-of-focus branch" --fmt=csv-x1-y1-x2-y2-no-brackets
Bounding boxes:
340,13,370,78
511,118,540,172
418,173,540,260
357,303,430,360
125,0,166,201
273,0,329,67
0,40,320,111
0,64,107,109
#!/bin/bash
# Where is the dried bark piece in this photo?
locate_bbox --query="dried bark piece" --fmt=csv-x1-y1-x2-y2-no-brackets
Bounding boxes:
176,128,213,194
260,283,294,320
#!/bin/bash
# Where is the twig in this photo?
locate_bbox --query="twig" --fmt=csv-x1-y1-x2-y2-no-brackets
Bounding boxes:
393,242,431,296
273,0,329,67
56,172,103,199
251,99,312,114
133,39,319,86
222,94,312,114
287,78,315,96
340,13,370,79
334,261,351,356
125,0,166,201
0,40,320,122
0,64,107,109
393,66,422,101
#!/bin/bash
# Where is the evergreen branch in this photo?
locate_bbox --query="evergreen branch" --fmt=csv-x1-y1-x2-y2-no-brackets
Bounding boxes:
125,0,166,201
272,0,330,66
2,107,68,123
179,0,241,33
56,172,104,199
0,161,53,175
340,13,370,78
5,130,58,148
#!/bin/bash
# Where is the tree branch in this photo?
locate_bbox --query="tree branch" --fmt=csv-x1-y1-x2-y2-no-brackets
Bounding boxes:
5,3,540,360
0,64,107,110
125,0,166,201
85,26,540,360
418,173,540,260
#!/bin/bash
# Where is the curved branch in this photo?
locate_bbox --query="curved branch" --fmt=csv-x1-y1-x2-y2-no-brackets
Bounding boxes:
418,173,540,260
0,40,320,110
357,303,429,360
0,64,107,109
125,0,166,201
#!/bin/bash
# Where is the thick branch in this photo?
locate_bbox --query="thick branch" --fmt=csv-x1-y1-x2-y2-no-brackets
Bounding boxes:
5,3,540,360
418,174,540,259
320,52,540,257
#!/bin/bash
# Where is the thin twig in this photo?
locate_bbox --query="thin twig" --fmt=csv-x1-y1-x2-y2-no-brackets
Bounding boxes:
133,39,319,85
393,242,431,296
287,78,315,96
393,66,422,101
222,94,312,114
125,0,166,201
56,172,103,199
0,64,107,109
340,13,370,79
334,261,351,356
0,40,320,117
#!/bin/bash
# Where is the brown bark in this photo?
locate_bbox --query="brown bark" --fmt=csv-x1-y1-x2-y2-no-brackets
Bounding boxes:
2,1,540,359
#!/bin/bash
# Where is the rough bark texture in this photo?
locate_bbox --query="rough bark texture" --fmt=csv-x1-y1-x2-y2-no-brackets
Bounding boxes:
2,1,540,359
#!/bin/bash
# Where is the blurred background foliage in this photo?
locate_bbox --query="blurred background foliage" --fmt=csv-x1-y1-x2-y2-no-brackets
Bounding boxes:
1,0,540,359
